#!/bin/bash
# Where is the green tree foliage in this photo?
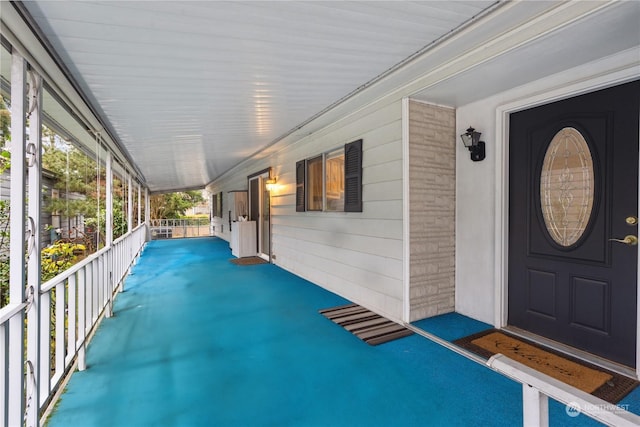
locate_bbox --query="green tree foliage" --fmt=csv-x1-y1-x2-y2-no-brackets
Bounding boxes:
0,98,10,173
42,128,128,240
0,97,10,147
0,200,9,307
42,128,98,219
0,98,9,306
150,190,204,219
41,242,86,282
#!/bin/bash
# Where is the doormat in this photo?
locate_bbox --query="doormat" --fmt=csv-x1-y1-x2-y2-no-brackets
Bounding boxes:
319,303,413,346
229,257,268,266
453,329,638,403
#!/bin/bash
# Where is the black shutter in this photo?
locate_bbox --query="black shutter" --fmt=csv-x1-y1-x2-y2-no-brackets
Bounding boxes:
344,139,363,212
295,159,306,212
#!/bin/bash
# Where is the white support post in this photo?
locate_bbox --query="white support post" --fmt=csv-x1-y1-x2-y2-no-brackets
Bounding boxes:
95,136,101,252
119,173,133,293
25,69,43,427
522,384,549,427
105,152,113,248
127,173,132,234
105,152,113,317
145,188,150,240
137,183,142,226
8,50,27,427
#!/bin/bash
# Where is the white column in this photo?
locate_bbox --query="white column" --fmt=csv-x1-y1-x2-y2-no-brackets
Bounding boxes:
145,188,150,240
127,173,133,234
522,384,549,427
94,137,101,252
145,188,150,224
137,183,142,226
8,49,27,427
25,69,43,427
105,152,113,317
105,152,113,247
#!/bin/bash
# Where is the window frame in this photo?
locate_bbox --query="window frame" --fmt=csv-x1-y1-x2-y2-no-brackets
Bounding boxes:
296,139,362,213
306,154,324,212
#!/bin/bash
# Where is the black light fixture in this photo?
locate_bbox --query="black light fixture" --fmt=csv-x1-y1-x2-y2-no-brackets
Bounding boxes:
460,127,486,162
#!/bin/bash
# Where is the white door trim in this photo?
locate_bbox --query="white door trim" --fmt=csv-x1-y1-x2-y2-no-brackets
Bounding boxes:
493,66,640,377
249,171,271,261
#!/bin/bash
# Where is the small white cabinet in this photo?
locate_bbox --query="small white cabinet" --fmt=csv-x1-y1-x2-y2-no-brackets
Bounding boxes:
230,221,257,258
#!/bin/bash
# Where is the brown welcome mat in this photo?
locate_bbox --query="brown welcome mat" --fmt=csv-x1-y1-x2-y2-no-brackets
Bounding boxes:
454,329,638,403
230,257,268,266
319,303,413,346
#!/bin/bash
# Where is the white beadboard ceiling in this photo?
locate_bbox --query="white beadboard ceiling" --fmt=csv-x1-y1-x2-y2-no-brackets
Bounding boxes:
15,1,640,192
19,0,496,192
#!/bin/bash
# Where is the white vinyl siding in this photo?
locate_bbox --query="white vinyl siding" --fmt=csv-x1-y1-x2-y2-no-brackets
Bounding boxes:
207,97,404,320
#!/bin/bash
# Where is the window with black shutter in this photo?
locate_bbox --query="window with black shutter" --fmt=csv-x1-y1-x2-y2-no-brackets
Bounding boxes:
344,139,363,212
295,138,362,213
295,160,305,212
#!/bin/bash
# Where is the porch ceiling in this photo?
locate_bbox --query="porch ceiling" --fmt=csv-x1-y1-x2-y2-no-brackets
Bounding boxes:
14,1,640,193
19,0,495,192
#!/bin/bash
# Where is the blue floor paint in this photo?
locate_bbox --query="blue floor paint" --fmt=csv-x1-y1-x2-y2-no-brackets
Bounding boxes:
46,238,630,426
412,312,492,341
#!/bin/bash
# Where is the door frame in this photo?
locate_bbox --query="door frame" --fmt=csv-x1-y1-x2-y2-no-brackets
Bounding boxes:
248,167,272,261
494,69,640,377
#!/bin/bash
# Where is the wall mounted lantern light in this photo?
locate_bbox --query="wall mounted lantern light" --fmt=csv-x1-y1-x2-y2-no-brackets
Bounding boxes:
460,127,486,162
265,177,277,192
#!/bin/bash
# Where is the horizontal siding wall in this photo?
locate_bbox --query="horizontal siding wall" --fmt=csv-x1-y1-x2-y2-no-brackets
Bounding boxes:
207,98,404,321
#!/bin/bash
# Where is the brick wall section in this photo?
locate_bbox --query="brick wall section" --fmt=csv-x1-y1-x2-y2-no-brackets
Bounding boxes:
408,101,456,321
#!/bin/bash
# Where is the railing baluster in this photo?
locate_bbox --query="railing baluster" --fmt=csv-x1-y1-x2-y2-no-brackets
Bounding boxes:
85,262,93,333
105,252,112,318
148,218,213,240
1,321,6,426
67,274,77,365
93,258,99,324
77,267,87,371
54,280,65,384
39,292,51,403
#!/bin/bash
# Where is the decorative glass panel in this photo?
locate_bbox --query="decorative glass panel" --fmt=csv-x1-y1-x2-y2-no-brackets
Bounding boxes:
540,127,594,247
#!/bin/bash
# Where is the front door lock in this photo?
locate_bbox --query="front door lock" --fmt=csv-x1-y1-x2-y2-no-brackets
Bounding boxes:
626,216,638,226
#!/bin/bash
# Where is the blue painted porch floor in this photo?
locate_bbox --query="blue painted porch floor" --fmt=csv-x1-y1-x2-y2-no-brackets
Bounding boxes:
46,238,637,427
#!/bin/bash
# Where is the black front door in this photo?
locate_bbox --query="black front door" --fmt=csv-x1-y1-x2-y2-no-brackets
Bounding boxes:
508,81,639,367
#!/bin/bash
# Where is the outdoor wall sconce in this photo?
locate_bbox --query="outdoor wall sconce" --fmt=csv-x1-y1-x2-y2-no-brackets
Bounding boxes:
460,127,486,162
265,177,277,192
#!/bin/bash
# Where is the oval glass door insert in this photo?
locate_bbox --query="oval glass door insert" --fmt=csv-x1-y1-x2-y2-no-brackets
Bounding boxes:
540,127,594,247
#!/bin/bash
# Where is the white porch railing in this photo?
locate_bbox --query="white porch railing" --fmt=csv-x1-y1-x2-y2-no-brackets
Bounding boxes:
0,223,147,427
488,354,640,427
407,325,640,427
149,218,211,239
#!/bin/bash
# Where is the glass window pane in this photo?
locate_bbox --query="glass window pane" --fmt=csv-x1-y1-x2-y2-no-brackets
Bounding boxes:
540,127,595,247
306,156,323,211
325,149,344,212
